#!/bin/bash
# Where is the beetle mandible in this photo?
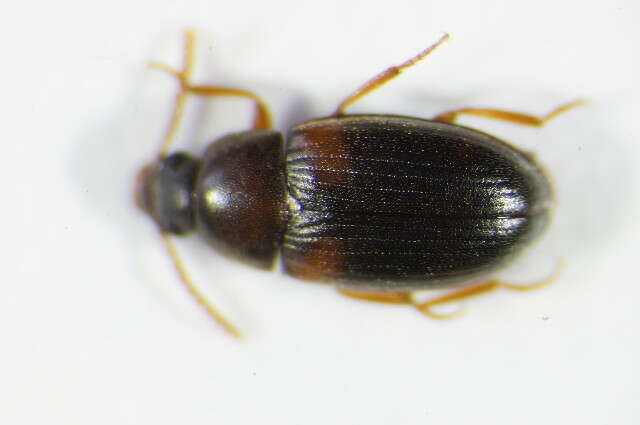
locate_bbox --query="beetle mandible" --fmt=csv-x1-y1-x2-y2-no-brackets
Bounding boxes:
136,30,583,338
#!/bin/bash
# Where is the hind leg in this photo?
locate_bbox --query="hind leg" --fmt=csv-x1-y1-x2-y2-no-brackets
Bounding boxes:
433,100,585,127
338,269,559,319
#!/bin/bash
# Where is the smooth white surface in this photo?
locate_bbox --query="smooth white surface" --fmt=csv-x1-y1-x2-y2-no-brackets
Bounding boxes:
2,1,638,424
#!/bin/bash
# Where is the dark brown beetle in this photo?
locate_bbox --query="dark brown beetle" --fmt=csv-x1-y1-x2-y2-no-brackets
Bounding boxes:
136,30,582,337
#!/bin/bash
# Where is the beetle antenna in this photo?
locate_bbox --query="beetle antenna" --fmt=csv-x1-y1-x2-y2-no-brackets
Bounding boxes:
150,29,274,158
160,232,243,339
149,28,198,159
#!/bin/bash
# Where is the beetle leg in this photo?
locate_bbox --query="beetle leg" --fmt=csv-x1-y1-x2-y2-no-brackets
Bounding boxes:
414,281,501,319
180,85,272,131
333,33,450,116
150,29,273,157
338,266,560,320
416,267,562,318
338,288,414,304
433,99,586,126
337,287,468,319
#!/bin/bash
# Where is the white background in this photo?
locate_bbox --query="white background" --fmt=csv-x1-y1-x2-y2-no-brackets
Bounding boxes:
2,1,638,424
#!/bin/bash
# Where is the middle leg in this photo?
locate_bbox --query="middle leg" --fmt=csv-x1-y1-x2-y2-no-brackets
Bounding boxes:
333,33,450,116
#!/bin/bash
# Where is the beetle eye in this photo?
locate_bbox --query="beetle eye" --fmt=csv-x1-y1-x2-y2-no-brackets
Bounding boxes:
135,153,201,234
135,163,156,214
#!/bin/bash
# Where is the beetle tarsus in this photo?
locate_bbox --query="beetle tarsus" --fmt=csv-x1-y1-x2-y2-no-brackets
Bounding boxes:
338,263,563,320
433,99,586,126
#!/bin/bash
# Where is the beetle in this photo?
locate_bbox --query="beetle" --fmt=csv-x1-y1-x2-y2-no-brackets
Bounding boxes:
136,30,582,338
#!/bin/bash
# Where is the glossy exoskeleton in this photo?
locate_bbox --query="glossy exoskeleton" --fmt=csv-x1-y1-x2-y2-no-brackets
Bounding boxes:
136,30,581,337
